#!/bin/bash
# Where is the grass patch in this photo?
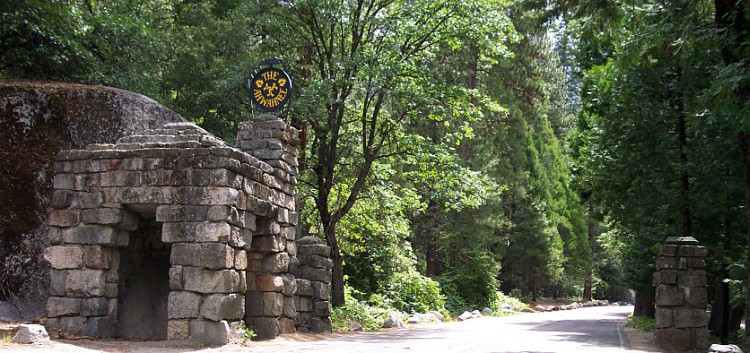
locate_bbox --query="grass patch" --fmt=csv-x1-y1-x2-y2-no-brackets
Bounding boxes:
625,315,655,332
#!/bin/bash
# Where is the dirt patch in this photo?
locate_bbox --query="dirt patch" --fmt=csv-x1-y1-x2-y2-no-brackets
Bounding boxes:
623,327,664,352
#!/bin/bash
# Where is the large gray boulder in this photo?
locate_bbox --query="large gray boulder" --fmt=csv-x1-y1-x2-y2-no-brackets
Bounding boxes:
0,79,185,314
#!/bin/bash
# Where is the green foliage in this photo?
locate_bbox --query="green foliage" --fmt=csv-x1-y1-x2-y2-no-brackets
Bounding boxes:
382,270,446,314
234,322,256,341
438,250,500,313
330,287,405,331
626,315,656,332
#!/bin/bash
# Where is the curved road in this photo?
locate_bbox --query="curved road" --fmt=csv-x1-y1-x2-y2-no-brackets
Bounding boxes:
253,305,640,353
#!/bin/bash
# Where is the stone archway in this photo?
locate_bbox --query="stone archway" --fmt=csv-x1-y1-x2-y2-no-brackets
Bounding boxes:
44,117,332,344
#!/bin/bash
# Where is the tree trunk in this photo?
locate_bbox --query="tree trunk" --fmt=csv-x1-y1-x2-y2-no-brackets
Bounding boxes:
583,215,595,302
325,225,346,307
633,288,655,318
739,131,750,346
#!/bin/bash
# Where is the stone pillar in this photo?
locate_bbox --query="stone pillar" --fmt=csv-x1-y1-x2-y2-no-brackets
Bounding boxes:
653,236,708,352
295,236,333,333
237,115,302,339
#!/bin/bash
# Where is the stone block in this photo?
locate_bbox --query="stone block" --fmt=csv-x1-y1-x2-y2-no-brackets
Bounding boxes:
50,270,68,296
44,245,83,269
246,272,256,292
296,279,313,296
54,174,86,191
655,284,684,306
283,296,297,318
105,283,118,298
81,297,108,316
312,282,330,301
687,257,706,268
252,235,285,252
246,292,262,317
674,308,708,328
196,222,231,242
239,271,247,293
234,250,247,270
281,226,296,241
51,190,73,209
48,209,80,227
655,308,673,328
169,266,184,290
279,318,296,334
282,274,297,296
162,222,197,243
82,317,115,337
245,196,273,217
228,226,247,249
252,317,279,340
654,270,678,285
677,245,708,257
208,205,231,222
83,245,111,269
656,257,678,270
175,187,239,205
262,252,290,273
48,227,64,245
313,301,330,317
299,266,331,284
63,225,117,245
286,241,297,257
685,287,707,308
262,292,284,316
66,269,106,297
297,240,330,257
11,324,49,344
110,186,173,204
59,316,87,336
107,298,117,316
190,319,230,345
654,328,692,352
81,208,136,229
47,297,81,317
156,205,209,222
201,243,235,269
168,320,190,339
256,274,284,292
200,294,245,321
296,296,312,312
170,243,202,267
310,317,332,333
183,268,240,294
306,254,333,270
659,244,678,256
168,291,203,319
678,271,707,287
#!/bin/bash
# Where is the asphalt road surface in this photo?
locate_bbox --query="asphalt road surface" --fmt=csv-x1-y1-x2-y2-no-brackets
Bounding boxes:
252,305,637,353
2,305,644,353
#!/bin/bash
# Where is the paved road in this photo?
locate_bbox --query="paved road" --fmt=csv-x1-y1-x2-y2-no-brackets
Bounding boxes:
253,305,637,353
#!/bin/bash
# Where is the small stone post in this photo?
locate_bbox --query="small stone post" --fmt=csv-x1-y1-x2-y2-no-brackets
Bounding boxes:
653,236,708,352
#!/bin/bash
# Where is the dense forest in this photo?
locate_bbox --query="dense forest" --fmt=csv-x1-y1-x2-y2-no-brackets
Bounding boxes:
4,0,750,345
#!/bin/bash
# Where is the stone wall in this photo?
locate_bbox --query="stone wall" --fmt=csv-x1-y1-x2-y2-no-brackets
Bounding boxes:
653,236,708,352
44,115,331,343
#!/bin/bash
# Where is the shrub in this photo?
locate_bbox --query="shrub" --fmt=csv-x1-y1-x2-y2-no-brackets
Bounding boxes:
381,270,446,314
331,286,404,331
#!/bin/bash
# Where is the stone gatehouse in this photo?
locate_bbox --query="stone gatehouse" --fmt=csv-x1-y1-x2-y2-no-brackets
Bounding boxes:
42,115,332,344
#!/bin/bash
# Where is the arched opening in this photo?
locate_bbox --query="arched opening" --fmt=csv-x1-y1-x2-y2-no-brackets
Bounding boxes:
114,207,171,340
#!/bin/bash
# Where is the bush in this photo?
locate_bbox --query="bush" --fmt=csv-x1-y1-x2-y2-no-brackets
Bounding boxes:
331,287,404,331
626,315,655,331
381,270,446,314
438,251,500,313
